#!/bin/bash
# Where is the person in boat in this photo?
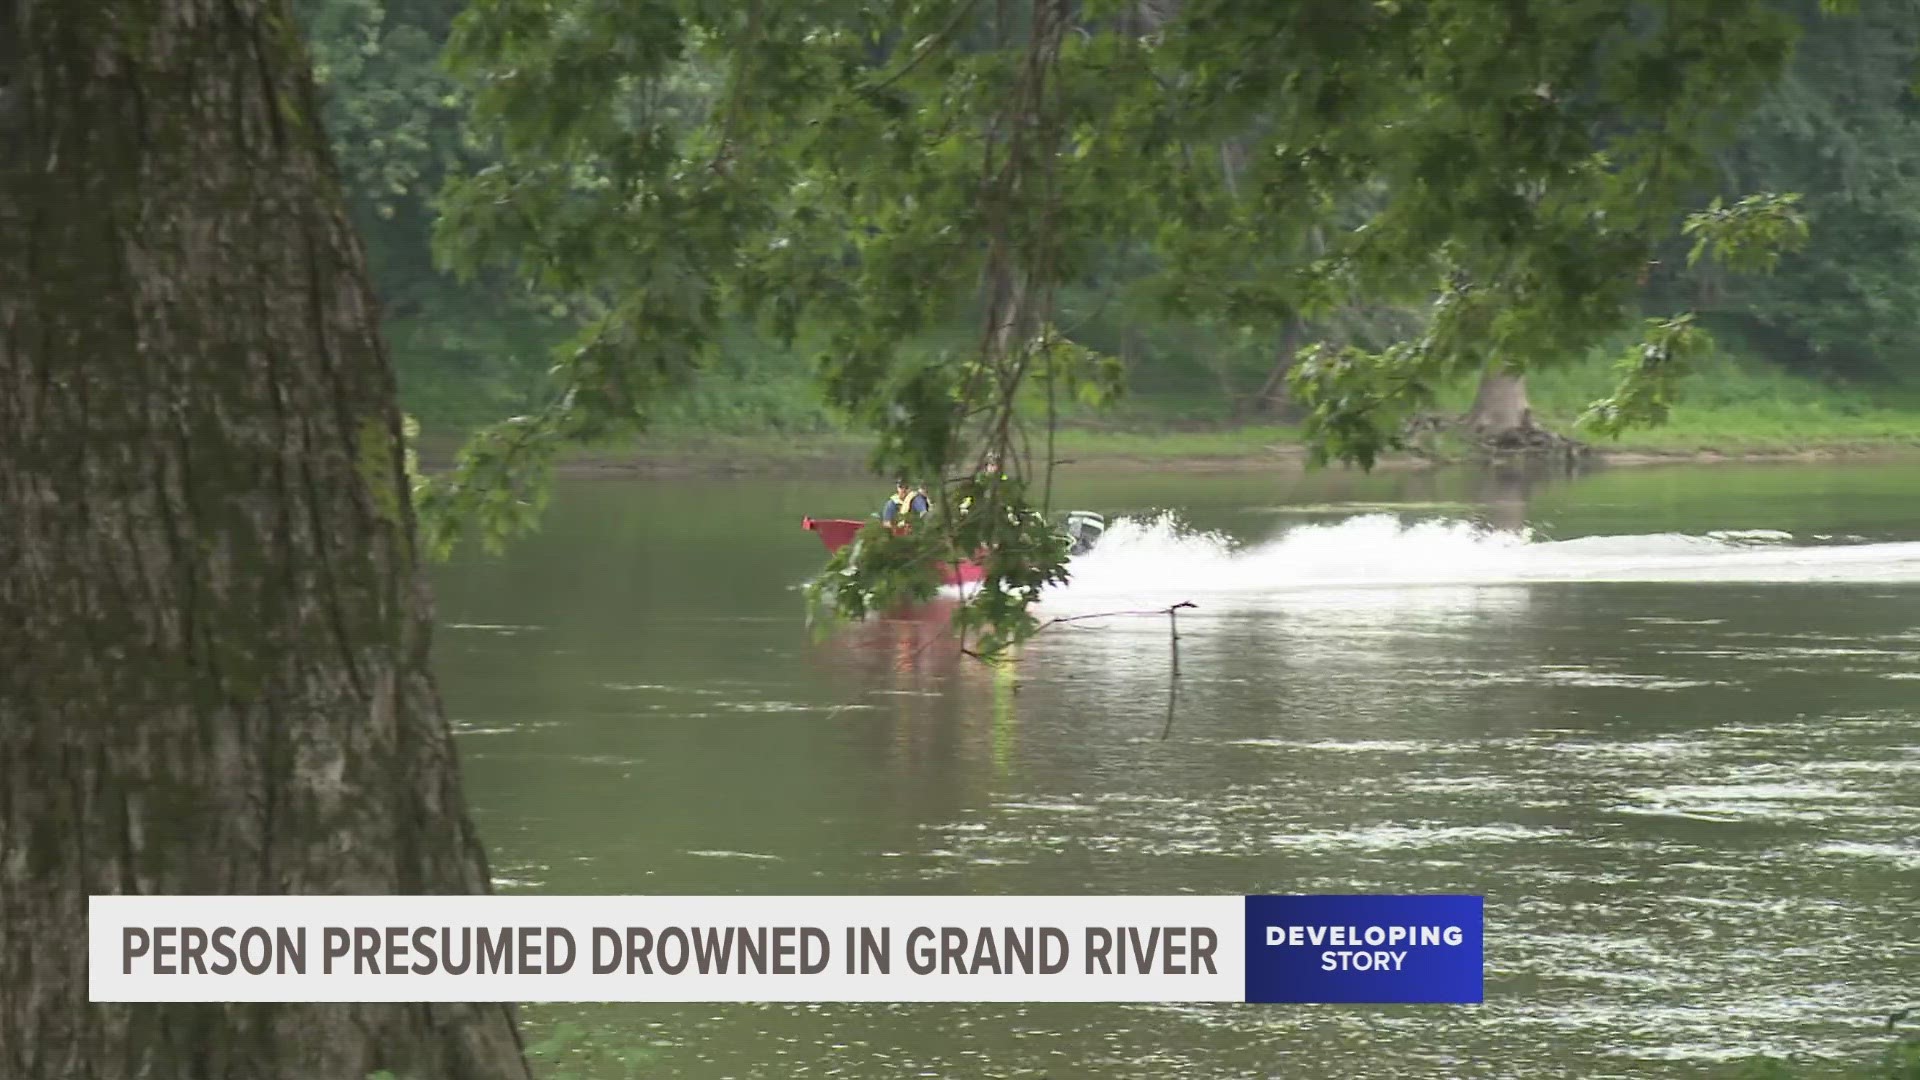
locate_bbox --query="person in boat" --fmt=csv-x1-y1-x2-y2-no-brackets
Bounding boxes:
958,454,1009,520
880,478,930,524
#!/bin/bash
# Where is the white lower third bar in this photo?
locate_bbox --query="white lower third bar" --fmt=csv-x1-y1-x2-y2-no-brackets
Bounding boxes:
90,895,1246,1003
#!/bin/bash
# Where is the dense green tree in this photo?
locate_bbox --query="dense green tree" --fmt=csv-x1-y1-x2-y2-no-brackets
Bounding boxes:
288,0,1918,435
1677,0,1920,381
298,0,470,307
421,0,1817,651
298,0,566,423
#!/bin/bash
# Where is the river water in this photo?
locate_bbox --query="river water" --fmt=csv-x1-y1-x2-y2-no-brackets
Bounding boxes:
430,459,1920,1078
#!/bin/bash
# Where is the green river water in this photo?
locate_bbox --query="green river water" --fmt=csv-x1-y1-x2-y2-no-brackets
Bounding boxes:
429,459,1920,1079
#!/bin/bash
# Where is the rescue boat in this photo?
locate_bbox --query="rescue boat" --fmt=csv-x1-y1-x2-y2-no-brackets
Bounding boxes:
799,517,986,586
800,511,1105,589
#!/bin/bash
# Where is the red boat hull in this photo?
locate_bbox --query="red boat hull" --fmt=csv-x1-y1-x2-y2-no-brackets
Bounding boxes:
802,517,986,587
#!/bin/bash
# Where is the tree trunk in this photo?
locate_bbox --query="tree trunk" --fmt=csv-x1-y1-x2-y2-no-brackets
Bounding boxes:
1247,319,1305,418
1463,366,1535,439
0,2,529,1077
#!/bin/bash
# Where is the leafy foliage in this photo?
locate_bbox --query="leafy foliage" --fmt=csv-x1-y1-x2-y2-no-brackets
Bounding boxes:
1583,193,1808,436
411,409,559,558
806,521,950,628
1672,0,1920,381
1684,193,1811,274
1579,312,1716,436
298,0,469,219
410,0,1830,654
299,0,1920,443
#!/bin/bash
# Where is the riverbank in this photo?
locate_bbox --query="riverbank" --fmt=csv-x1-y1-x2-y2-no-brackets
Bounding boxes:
405,321,1920,478
416,418,1920,478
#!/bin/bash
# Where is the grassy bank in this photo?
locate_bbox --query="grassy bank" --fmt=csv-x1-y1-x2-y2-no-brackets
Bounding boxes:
416,415,1920,480
410,344,1920,476
1441,346,1920,455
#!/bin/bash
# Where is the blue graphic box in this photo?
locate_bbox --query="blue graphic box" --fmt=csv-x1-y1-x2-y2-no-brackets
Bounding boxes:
1243,894,1484,1003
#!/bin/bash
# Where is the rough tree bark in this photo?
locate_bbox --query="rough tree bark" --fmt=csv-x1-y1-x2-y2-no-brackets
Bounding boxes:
1462,366,1536,441
0,1,530,1077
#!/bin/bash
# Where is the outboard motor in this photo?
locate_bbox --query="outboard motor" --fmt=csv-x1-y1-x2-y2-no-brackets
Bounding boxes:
1063,510,1106,557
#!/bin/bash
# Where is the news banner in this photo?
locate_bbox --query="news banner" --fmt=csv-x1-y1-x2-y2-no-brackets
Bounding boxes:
92,894,1481,1004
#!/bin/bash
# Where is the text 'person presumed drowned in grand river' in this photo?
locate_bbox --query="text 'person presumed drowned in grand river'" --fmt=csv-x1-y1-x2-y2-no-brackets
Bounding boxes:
120,924,1221,977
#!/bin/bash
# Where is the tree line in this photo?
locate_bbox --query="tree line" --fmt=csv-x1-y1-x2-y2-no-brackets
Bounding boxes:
300,0,1920,436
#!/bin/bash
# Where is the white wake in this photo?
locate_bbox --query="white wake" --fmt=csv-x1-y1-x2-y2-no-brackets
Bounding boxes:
1048,513,1920,608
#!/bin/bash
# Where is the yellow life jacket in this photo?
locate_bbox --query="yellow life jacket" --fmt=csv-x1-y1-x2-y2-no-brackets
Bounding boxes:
962,467,1004,510
887,489,928,521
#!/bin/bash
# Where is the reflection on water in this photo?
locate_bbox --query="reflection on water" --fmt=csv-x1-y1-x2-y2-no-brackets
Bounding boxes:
431,460,1920,1078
